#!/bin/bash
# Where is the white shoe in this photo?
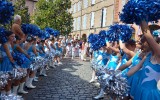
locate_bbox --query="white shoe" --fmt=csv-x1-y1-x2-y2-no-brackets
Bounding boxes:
58,62,62,65
94,89,104,99
54,62,58,66
26,84,36,89
33,77,39,82
26,78,36,89
89,79,95,83
18,82,28,94
18,90,28,94
40,69,47,77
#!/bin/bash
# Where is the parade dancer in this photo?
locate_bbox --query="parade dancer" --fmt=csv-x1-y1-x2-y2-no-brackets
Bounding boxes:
12,36,31,94
94,41,120,99
0,31,18,95
54,39,63,66
49,38,56,67
24,36,37,89
38,40,47,77
127,21,160,100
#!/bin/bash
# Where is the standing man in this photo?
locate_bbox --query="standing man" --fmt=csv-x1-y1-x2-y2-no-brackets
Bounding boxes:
12,15,25,43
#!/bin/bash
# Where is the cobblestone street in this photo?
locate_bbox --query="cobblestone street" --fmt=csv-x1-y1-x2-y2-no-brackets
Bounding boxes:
23,58,107,100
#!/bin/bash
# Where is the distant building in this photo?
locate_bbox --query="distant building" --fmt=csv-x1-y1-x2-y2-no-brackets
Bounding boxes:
70,0,128,39
11,0,38,15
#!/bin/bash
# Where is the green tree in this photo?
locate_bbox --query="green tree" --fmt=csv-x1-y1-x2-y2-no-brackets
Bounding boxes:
14,0,30,23
33,0,73,36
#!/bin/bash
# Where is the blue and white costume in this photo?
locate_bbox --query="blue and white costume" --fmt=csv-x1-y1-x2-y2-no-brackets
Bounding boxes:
127,50,142,97
119,53,129,77
0,43,14,72
134,53,160,100
106,54,119,70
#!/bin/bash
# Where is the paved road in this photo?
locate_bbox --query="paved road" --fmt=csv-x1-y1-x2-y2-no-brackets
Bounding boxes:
24,58,107,100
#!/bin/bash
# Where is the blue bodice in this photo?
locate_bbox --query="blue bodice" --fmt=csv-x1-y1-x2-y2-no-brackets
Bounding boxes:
1,43,13,57
134,52,160,100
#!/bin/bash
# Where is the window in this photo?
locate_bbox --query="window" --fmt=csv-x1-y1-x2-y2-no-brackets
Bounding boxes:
77,17,81,30
101,8,107,27
90,12,95,28
74,3,77,13
83,14,87,29
91,0,95,5
73,18,77,31
83,0,88,9
77,1,81,11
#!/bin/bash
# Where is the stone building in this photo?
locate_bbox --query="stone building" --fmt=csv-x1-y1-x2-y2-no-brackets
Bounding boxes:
70,0,128,39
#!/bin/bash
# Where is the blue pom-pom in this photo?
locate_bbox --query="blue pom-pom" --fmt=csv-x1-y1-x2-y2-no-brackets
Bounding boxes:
120,0,160,24
90,35,106,51
21,24,41,36
119,25,133,43
99,30,108,38
12,52,28,65
88,33,99,43
44,27,54,35
0,0,14,24
107,24,120,42
0,27,7,44
53,30,60,37
38,30,50,39
107,24,132,42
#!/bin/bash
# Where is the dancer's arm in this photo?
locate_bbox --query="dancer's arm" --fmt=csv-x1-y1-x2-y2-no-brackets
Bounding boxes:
119,40,135,57
127,56,146,76
16,45,30,58
118,58,132,71
141,21,160,56
3,43,14,63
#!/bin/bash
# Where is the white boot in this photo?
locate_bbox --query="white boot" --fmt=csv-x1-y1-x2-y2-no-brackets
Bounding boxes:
18,82,28,94
33,71,39,82
90,71,96,83
34,76,39,82
6,90,11,95
1,90,6,95
12,86,19,95
89,78,95,83
94,89,104,99
54,61,58,66
40,68,47,77
26,78,36,89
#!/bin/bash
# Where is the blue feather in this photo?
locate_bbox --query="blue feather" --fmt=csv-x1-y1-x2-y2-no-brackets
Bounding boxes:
120,0,160,24
107,24,132,42
21,24,41,36
0,27,7,44
0,0,14,24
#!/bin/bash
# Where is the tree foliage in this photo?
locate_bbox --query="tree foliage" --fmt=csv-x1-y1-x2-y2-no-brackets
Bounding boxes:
33,0,73,36
14,0,30,23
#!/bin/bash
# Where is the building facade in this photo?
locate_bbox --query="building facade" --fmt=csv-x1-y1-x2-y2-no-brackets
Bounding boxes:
11,0,38,15
70,0,128,39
